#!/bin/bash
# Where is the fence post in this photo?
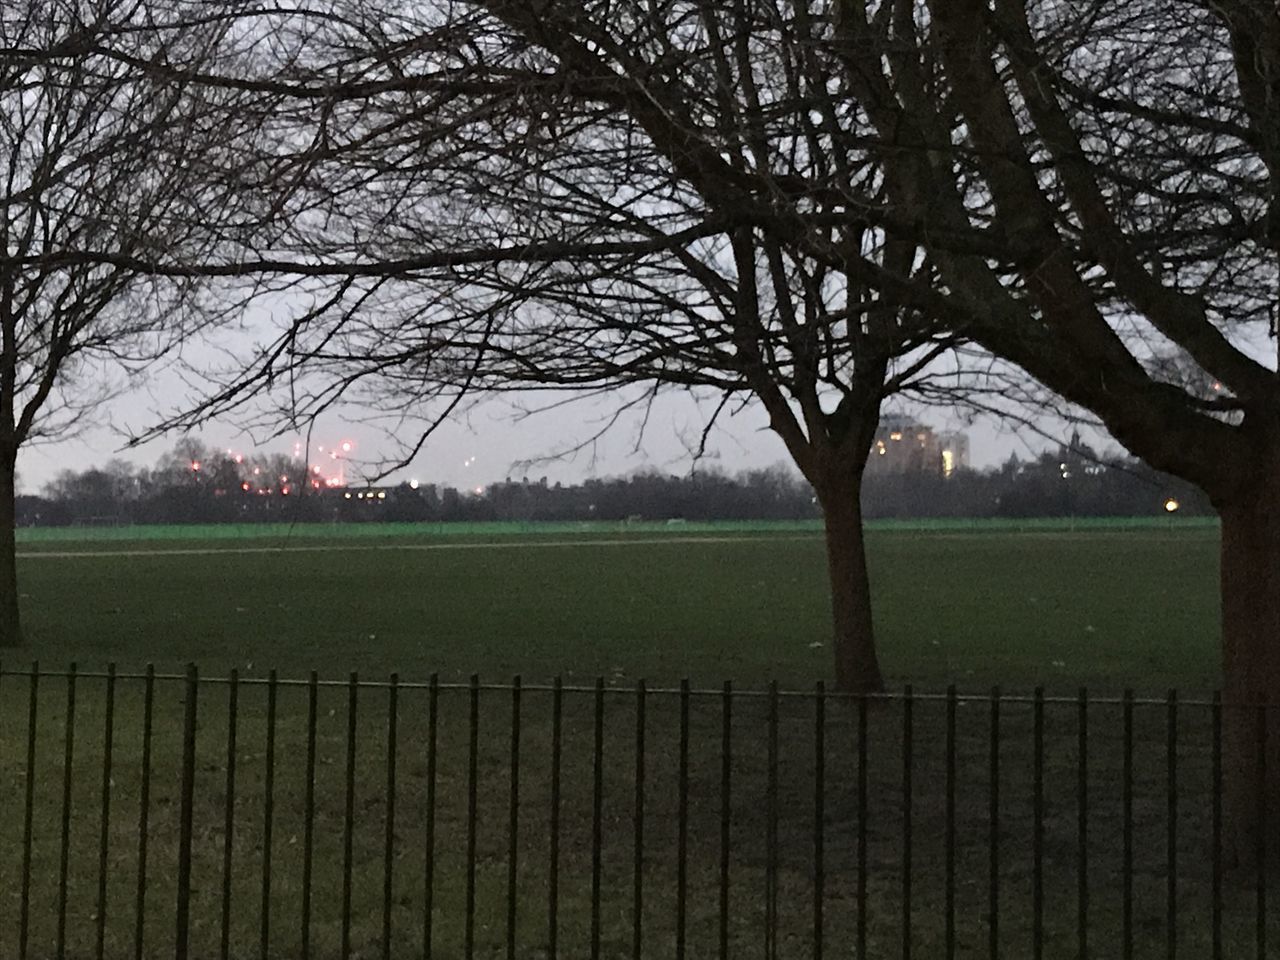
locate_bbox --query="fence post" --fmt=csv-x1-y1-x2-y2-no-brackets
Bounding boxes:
858,692,868,960
766,681,779,960
341,672,358,960
506,676,522,960
593,677,608,960
1033,687,1044,960
18,663,39,960
222,669,240,960
675,678,688,960
1077,688,1088,960
260,670,278,960
719,680,731,960
903,685,914,960
465,674,480,960
988,686,1000,960
634,678,647,960
1123,689,1134,960
548,676,562,960
945,685,956,960
55,663,78,960
134,664,155,960
423,673,439,960
1167,690,1178,960
1256,702,1267,959
1211,691,1222,960
301,671,315,960
175,664,199,960
383,672,400,960
814,681,826,960
95,663,117,960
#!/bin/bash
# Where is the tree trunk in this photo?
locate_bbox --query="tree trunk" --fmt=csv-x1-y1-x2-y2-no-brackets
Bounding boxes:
815,470,884,694
0,451,22,647
1220,489,1280,865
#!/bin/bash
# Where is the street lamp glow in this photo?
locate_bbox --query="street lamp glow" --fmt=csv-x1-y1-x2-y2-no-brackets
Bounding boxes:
1164,498,1180,513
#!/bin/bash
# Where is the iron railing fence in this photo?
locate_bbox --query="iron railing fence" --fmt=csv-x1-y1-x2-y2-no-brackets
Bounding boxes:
0,664,1277,959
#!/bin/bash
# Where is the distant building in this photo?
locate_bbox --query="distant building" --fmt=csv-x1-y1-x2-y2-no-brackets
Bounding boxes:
938,432,970,478
869,414,939,474
868,415,970,478
1056,430,1104,479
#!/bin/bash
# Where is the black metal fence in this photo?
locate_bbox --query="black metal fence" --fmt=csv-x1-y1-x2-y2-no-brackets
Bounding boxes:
0,664,1276,959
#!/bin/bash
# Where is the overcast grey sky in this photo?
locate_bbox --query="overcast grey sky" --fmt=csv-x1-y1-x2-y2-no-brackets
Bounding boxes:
16,372,1046,495
10,284,1075,495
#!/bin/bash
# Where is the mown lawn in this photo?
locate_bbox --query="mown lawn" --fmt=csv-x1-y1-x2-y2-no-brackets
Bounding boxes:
2,522,1250,959
12,521,1220,690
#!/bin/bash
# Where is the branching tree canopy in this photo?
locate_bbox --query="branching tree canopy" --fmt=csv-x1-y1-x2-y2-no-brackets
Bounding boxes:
28,0,1280,855
825,0,1280,860
92,0,964,695
0,0,261,645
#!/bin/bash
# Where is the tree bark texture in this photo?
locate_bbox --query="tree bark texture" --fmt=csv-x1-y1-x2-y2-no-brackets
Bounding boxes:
0,451,23,647
1219,487,1280,864
815,469,884,694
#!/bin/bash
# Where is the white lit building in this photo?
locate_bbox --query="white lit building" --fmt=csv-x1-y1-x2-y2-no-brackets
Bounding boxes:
868,415,970,478
938,432,971,478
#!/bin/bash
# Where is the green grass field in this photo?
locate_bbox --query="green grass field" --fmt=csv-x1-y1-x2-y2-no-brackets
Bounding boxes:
13,518,1221,691
2,521,1253,960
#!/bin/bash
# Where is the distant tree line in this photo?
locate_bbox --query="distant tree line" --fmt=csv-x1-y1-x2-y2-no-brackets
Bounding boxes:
20,437,1211,528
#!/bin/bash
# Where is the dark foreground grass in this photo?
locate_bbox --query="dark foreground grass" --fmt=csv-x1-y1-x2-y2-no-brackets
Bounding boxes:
0,672,1273,960
0,524,1237,958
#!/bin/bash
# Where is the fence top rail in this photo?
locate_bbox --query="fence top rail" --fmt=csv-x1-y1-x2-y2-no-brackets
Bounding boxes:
0,661,1265,708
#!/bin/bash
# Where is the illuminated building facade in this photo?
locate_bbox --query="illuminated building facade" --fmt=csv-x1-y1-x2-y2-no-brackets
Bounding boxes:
868,415,970,478
938,432,970,478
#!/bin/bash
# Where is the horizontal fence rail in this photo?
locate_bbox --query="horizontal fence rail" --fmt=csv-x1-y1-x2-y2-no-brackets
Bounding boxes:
1,665,1278,959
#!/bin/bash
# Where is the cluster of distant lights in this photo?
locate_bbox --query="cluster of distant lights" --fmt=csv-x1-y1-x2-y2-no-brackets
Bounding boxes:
189,441,487,498
191,440,355,494
342,481,483,499
345,490,388,501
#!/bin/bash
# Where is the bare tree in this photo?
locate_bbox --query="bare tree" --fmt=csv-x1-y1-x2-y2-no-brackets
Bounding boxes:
219,241,957,692
160,0,1278,853
37,0,1276,855
163,0,1007,693
807,0,1280,859
0,1,259,645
